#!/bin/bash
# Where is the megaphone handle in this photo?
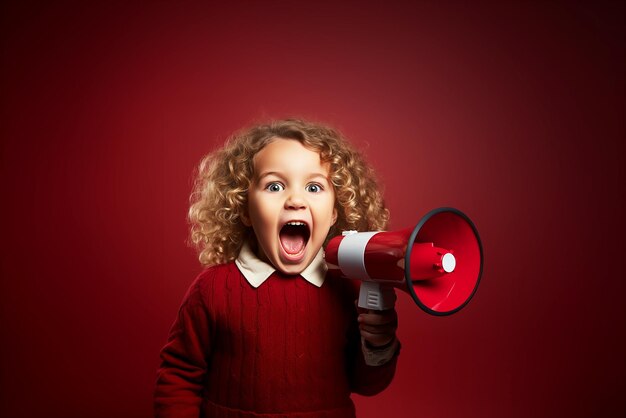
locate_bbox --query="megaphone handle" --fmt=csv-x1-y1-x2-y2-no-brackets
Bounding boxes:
358,281,396,311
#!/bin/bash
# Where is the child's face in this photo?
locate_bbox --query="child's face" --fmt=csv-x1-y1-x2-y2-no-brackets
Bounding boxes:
244,138,337,275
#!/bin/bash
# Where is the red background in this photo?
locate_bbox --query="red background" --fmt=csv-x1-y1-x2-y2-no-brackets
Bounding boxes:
1,1,624,417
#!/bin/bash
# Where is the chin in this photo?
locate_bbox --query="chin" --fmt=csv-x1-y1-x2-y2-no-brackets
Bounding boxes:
275,254,312,276
276,265,306,276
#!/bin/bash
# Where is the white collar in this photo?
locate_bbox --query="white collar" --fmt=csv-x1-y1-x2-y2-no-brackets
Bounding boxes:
235,240,327,288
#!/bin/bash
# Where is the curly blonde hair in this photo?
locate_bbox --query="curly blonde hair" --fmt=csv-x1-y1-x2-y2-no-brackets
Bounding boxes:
188,118,389,266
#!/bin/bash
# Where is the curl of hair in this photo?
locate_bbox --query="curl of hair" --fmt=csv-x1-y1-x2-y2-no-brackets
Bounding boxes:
188,119,389,266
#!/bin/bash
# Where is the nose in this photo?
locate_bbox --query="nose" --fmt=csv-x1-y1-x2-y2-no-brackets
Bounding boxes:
284,191,307,210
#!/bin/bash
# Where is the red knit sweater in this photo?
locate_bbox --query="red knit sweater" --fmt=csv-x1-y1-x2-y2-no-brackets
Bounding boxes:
154,262,398,418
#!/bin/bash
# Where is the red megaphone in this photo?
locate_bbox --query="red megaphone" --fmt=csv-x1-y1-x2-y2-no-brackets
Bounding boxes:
325,207,483,316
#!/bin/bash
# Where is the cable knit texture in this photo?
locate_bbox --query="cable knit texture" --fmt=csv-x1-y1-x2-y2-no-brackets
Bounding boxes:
154,262,398,418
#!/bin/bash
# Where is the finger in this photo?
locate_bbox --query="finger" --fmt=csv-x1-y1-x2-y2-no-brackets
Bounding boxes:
358,311,398,326
360,324,397,335
360,330,394,347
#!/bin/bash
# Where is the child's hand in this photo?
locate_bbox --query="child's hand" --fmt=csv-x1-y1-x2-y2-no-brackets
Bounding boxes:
357,306,398,348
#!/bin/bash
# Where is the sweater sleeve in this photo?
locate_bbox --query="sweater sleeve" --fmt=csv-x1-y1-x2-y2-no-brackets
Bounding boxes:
154,275,212,418
347,324,400,396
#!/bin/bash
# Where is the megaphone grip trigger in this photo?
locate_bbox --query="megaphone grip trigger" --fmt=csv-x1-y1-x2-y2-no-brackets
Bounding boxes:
358,281,395,311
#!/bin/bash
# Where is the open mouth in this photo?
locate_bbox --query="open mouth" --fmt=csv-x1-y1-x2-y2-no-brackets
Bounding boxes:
279,221,311,261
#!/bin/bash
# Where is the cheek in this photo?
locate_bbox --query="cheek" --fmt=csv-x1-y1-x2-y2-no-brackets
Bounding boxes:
248,194,265,217
250,197,278,228
247,203,264,230
328,196,337,223
314,200,337,231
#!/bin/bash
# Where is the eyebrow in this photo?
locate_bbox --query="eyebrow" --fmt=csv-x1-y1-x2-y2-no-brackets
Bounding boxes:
257,171,330,182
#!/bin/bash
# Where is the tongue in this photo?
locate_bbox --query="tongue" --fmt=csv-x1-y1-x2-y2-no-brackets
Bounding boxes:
280,226,306,254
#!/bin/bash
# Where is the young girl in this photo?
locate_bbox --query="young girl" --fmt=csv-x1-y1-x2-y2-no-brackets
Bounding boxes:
154,119,400,418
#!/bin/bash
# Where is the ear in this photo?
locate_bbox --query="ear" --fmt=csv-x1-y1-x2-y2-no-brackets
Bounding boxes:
240,210,252,227
331,208,337,226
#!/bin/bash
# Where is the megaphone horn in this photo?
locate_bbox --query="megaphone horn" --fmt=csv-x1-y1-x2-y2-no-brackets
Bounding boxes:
325,207,483,316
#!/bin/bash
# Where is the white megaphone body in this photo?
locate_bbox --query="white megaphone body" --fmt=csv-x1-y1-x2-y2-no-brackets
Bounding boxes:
325,207,483,316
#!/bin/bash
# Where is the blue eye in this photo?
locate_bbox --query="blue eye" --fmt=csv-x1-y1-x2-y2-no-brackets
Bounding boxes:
266,182,284,192
306,183,322,193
